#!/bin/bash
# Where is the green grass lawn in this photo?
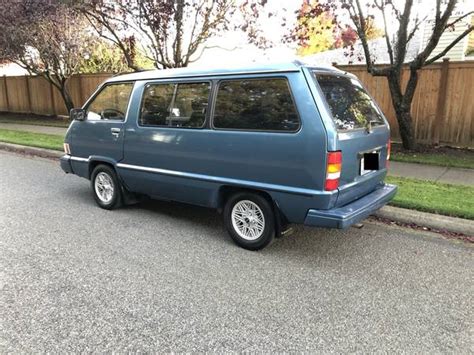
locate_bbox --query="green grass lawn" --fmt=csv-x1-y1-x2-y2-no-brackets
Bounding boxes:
0,113,70,128
386,176,474,220
0,129,63,151
0,118,70,128
391,145,474,169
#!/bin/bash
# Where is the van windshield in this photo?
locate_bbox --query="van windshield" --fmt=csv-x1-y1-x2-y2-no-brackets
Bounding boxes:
314,73,385,131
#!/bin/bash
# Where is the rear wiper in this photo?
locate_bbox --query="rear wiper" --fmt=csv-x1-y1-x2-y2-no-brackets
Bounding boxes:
365,120,379,133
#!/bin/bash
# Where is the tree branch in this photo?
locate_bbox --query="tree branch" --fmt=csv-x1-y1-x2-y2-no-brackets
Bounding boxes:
403,67,419,106
82,8,143,71
173,0,184,66
393,0,413,68
348,0,390,76
407,14,428,44
413,0,458,67
375,0,394,65
188,44,239,64
445,11,474,29
425,25,474,65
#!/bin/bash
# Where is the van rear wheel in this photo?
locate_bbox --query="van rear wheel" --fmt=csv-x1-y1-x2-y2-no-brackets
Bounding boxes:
223,192,275,250
91,164,123,210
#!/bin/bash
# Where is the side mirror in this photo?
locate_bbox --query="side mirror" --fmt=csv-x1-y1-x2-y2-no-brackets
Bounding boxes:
70,108,86,121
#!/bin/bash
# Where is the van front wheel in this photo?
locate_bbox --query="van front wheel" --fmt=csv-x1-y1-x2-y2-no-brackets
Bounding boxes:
223,192,275,250
91,165,123,210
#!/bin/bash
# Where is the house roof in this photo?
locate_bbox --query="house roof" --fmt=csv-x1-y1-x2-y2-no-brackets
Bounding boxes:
108,60,343,82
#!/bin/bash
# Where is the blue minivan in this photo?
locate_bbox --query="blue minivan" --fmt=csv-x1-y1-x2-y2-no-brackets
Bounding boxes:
60,61,397,250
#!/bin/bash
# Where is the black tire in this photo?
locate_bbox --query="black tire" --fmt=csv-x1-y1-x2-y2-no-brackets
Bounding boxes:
90,164,123,210
223,192,275,250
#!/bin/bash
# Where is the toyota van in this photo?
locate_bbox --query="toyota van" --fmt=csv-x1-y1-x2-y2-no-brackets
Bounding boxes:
60,61,397,250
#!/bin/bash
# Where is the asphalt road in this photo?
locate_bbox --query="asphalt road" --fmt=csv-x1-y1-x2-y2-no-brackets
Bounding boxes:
0,151,473,352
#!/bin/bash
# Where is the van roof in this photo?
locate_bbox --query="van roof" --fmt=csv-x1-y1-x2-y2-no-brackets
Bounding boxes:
107,60,343,83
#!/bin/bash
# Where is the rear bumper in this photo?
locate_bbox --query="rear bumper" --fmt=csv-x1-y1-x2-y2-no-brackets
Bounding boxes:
304,183,397,229
60,154,73,174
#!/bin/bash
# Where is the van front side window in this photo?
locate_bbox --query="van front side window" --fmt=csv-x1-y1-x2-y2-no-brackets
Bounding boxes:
86,83,133,121
140,82,210,128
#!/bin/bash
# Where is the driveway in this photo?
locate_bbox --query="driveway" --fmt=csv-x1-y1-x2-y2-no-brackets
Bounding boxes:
0,151,472,352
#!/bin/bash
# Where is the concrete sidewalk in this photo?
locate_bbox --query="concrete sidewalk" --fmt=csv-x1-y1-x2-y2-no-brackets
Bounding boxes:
0,122,67,136
389,161,474,186
1,122,473,186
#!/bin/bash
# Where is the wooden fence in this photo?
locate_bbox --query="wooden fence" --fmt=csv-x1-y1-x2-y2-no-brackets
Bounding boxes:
0,73,110,117
0,60,473,147
337,60,474,147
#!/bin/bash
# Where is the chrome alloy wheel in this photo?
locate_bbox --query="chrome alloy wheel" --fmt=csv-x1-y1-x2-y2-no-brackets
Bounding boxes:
94,172,115,203
231,200,265,241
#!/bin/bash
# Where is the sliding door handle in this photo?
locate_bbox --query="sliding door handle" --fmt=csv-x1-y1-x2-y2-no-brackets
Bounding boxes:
111,127,121,137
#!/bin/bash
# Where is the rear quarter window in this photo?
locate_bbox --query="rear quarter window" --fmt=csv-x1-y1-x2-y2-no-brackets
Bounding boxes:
315,73,385,131
213,78,300,132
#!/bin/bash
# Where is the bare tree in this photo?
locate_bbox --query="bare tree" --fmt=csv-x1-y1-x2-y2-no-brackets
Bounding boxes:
0,0,95,112
78,0,238,71
291,0,473,149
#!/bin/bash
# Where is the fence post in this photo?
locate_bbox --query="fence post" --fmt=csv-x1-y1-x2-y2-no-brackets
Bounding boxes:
49,81,56,116
433,58,450,145
3,75,10,112
24,75,32,113
78,74,85,106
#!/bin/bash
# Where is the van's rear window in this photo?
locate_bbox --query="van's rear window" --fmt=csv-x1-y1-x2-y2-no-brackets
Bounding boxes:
315,73,385,131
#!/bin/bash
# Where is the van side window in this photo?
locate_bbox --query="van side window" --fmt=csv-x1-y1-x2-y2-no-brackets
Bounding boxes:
86,83,133,121
213,78,300,132
140,82,210,128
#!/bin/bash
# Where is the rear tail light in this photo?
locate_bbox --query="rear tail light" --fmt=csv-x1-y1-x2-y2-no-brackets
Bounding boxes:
325,151,342,191
63,143,71,155
386,139,391,168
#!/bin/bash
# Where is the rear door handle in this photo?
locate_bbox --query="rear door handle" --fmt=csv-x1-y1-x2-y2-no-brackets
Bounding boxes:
111,127,121,137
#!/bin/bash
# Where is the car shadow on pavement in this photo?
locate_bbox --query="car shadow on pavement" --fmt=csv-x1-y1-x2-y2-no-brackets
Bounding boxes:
66,185,368,256
127,197,355,256
130,198,223,228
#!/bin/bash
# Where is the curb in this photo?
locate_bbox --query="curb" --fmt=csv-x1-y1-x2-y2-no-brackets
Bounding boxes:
0,142,62,160
374,205,473,236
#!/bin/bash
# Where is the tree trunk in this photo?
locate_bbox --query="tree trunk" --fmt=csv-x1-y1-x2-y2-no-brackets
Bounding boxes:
43,74,76,116
59,85,75,114
395,106,415,150
386,73,416,150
